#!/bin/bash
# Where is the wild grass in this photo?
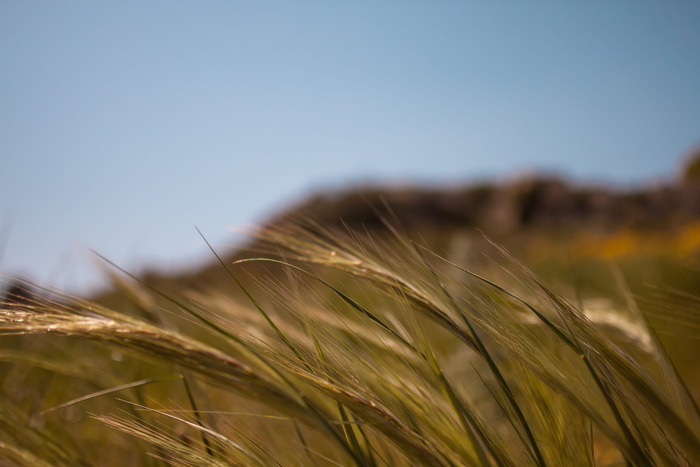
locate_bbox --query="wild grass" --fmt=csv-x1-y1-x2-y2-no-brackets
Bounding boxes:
1,220,699,466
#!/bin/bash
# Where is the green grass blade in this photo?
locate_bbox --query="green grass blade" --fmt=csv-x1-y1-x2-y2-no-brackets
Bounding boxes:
41,376,176,415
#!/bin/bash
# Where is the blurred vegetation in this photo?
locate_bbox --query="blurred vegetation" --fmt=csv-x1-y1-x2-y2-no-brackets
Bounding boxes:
681,146,700,184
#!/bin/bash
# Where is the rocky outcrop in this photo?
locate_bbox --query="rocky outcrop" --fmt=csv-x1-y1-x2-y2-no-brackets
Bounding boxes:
272,175,700,237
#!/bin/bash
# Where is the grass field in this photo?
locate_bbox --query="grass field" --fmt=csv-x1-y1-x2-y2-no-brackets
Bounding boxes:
2,219,700,466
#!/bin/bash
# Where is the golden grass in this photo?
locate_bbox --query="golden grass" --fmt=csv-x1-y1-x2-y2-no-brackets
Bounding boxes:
1,221,699,466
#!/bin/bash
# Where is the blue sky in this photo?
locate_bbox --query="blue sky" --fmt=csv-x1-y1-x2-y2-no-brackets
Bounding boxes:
2,1,699,294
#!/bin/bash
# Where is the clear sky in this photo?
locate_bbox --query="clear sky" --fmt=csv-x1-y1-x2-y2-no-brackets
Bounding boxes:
2,1,699,294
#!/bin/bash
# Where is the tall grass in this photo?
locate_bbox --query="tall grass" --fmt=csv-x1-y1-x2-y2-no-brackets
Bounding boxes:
1,220,699,466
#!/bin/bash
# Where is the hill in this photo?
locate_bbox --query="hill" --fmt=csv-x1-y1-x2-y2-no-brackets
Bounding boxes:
128,159,700,297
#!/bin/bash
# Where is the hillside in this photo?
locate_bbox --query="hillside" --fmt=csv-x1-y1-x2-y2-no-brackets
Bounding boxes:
123,157,700,295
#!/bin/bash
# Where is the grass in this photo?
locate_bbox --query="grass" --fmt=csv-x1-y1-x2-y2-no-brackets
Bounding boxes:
1,219,700,466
